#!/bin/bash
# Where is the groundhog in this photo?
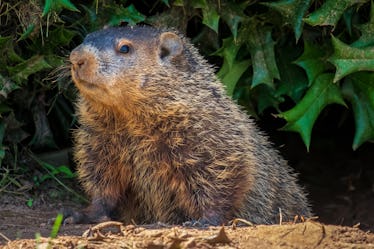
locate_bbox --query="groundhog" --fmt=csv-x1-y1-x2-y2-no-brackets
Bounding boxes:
67,25,311,225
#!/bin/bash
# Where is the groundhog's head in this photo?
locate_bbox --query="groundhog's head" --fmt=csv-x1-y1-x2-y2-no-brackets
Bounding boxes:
70,26,193,108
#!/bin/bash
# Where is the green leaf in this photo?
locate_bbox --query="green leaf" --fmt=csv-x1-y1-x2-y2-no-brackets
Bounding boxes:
220,2,246,40
251,84,284,114
162,0,170,7
26,198,34,207
0,36,24,64
217,59,251,96
278,73,346,150
351,1,374,48
214,37,251,96
294,41,330,85
17,24,35,41
191,0,207,9
202,7,220,33
263,0,312,41
330,36,374,82
276,45,309,103
8,56,52,84
343,7,354,36
213,37,242,70
48,26,76,46
245,21,280,88
304,0,368,28
42,0,79,16
342,73,374,149
50,213,63,239
173,0,184,6
55,165,75,178
109,4,146,26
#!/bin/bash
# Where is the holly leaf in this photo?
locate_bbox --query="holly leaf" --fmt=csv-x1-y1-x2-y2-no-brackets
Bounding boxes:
8,56,52,85
48,26,76,47
202,7,220,33
342,73,374,150
214,37,242,70
42,0,79,16
217,59,251,97
251,84,283,114
278,73,346,151
0,36,24,64
263,0,312,41
329,36,374,82
245,20,280,88
276,45,309,103
294,41,331,85
351,1,374,48
109,4,146,26
214,37,251,96
220,2,246,40
304,0,368,28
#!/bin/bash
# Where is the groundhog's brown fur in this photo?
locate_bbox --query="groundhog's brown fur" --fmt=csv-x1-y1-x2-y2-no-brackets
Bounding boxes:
68,25,311,225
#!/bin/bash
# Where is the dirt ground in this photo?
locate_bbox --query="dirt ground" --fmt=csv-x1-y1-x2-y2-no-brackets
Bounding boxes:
1,202,373,249
1,133,373,248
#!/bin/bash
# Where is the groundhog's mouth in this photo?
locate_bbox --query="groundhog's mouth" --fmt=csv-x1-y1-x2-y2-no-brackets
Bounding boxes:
76,79,98,90
71,70,99,90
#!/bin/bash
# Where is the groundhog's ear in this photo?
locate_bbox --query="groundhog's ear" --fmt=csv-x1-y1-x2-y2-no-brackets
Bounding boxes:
159,32,183,61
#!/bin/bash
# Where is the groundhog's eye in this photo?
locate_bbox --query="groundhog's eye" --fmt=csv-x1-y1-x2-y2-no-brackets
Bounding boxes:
118,44,130,54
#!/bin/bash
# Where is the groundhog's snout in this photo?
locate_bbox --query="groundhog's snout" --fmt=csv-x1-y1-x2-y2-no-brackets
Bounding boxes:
70,47,88,72
70,46,98,84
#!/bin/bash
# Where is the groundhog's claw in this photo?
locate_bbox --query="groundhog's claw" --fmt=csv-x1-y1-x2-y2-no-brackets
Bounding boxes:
62,208,111,225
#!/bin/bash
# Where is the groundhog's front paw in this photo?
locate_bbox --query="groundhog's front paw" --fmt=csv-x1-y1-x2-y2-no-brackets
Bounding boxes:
62,208,111,224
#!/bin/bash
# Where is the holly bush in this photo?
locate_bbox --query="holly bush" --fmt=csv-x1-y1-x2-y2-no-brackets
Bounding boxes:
0,0,373,174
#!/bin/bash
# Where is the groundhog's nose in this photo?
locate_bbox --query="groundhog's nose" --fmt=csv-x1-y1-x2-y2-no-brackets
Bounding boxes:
70,48,87,70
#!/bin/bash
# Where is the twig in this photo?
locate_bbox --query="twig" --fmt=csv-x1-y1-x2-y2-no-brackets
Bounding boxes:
0,232,11,242
230,218,254,229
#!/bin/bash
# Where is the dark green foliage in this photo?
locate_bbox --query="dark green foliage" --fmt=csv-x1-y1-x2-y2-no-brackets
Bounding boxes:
0,0,373,184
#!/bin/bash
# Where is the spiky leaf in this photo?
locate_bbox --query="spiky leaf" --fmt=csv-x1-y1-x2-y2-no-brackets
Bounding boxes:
351,2,374,48
0,36,24,64
214,38,242,70
278,73,346,150
217,59,251,96
215,38,250,96
342,73,374,149
202,7,220,33
246,21,280,88
220,2,246,40
109,4,146,26
294,41,330,85
42,0,79,16
304,0,368,28
276,45,309,102
8,56,52,85
251,84,283,114
330,36,374,82
264,0,312,41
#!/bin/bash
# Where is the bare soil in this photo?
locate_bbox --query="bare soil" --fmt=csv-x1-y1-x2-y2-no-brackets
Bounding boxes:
1,133,373,248
1,211,374,249
1,190,373,249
